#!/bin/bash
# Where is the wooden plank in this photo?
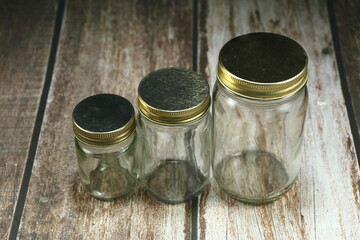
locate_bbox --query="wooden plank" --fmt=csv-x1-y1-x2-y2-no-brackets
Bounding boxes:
0,0,57,239
18,0,194,239
333,0,360,137
197,0,360,239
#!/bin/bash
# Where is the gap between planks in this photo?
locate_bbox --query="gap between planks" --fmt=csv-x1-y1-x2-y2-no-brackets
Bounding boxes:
8,0,66,239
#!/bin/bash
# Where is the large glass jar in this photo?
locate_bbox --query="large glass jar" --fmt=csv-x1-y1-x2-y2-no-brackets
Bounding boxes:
213,33,309,204
72,94,137,200
137,68,212,204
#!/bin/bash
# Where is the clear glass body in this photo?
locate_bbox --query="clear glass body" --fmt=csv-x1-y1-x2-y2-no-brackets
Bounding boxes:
75,133,137,200
213,81,308,204
137,112,212,204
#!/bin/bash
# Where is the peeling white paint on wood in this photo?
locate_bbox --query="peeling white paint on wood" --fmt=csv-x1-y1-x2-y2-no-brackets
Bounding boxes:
18,1,193,239
0,1,57,239
4,0,359,239
197,0,360,239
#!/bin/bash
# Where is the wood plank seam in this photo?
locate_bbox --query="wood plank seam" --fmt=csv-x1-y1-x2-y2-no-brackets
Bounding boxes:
326,0,360,166
8,0,66,239
17,1,194,238
196,0,360,239
191,0,200,240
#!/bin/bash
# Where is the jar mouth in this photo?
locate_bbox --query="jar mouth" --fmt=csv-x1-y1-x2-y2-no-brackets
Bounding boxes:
137,95,211,125
73,115,136,145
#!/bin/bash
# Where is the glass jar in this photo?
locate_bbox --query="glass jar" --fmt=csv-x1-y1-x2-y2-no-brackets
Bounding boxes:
213,33,309,204
137,67,212,204
72,94,137,200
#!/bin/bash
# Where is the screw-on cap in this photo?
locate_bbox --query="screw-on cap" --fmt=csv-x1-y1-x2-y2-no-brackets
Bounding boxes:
72,94,135,145
217,32,308,99
137,68,210,124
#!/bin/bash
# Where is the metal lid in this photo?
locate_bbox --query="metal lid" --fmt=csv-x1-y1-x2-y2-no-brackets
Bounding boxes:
72,94,135,145
217,32,308,99
137,67,210,124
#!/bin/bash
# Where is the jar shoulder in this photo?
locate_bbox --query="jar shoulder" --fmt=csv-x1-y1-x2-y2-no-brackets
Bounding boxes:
75,133,136,155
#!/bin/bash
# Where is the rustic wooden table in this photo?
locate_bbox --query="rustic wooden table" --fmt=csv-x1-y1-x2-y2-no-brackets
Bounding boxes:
1,0,359,239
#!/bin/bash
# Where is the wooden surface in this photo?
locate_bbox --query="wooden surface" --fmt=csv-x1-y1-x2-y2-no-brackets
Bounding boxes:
0,0,57,239
0,0,359,239
17,0,194,239
197,0,360,239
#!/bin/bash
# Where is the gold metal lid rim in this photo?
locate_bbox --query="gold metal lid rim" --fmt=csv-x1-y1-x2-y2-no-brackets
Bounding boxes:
137,95,211,124
217,61,308,100
73,115,136,145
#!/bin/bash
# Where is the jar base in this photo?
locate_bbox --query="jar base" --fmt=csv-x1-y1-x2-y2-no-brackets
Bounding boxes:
86,187,136,201
220,179,297,205
144,184,207,204
81,166,137,201
214,150,296,204
143,159,208,204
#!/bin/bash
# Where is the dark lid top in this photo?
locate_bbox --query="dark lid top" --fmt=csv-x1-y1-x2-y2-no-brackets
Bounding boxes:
72,94,135,144
137,68,210,124
218,32,308,99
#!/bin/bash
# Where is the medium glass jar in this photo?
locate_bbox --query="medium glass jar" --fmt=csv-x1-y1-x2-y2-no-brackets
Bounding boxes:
213,33,308,204
137,67,212,204
72,94,137,200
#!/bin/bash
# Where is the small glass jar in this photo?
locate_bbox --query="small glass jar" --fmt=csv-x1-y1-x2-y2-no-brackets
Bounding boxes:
72,94,137,200
213,33,309,204
137,67,212,204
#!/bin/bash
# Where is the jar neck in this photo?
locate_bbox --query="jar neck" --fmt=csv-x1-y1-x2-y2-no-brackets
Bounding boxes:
138,108,211,130
75,132,136,154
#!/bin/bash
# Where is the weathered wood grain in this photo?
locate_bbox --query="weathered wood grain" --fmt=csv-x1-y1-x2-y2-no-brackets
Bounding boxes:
0,0,57,239
18,0,194,239
333,0,360,138
197,0,360,239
